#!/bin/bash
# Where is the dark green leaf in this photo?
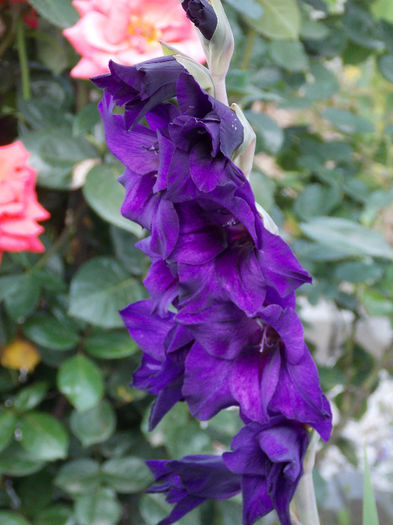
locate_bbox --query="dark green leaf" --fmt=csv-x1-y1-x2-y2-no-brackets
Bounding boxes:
224,0,263,18
245,111,284,154
73,104,101,137
1,274,40,320
269,40,309,71
83,165,143,237
0,512,30,525
303,63,339,101
55,459,100,495
28,0,78,28
19,470,53,516
294,184,340,220
70,401,116,446
245,0,301,40
0,443,44,476
300,217,393,259
58,355,104,412
19,412,69,461
68,257,145,329
334,261,383,283
22,128,97,190
140,494,200,525
101,456,151,493
85,331,137,359
13,382,49,412
323,108,374,134
0,411,17,452
378,54,393,83
34,505,74,525
23,316,79,351
74,487,121,525
361,289,393,316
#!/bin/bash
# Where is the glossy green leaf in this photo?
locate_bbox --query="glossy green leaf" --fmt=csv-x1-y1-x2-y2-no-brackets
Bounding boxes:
363,447,380,525
0,512,30,525
246,0,301,39
68,257,145,329
19,412,69,461
0,443,44,476
58,355,104,412
74,487,121,525
85,331,137,359
23,316,79,351
1,274,40,320
28,0,78,28
83,165,143,237
70,401,116,446
0,411,17,452
224,0,263,18
14,382,49,412
55,459,100,495
101,456,151,493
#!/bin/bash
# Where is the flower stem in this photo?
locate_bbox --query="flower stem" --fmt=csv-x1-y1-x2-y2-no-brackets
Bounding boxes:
16,17,31,100
241,29,256,71
292,432,320,525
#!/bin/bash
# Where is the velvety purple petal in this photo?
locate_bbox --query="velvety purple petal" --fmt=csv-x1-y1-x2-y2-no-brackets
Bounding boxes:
149,374,184,430
144,260,178,315
242,476,273,525
189,142,225,192
269,349,332,441
119,170,159,229
150,199,179,258
215,246,266,316
171,227,226,264
120,300,173,359
183,342,235,419
158,495,205,525
98,93,159,174
229,352,264,422
260,227,312,295
154,131,175,192
258,305,305,365
176,73,212,118
176,302,261,360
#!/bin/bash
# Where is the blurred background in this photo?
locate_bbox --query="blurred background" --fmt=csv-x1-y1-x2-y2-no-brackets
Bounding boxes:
0,0,393,524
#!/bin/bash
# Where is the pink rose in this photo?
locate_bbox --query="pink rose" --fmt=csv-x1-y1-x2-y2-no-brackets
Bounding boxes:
0,141,50,261
63,0,205,79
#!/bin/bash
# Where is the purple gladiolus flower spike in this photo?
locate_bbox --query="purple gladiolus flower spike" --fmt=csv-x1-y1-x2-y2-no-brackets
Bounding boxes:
95,47,332,525
147,455,241,525
223,419,310,525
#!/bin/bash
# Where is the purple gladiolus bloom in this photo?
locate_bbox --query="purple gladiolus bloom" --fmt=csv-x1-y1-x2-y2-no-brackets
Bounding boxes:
181,0,218,40
147,455,241,525
223,418,310,525
120,300,194,429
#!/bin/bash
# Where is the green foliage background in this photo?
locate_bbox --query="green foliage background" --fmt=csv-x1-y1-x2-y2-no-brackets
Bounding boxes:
0,0,393,523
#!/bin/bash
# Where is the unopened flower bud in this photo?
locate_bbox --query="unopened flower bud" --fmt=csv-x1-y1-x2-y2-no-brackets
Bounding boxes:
182,0,234,104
